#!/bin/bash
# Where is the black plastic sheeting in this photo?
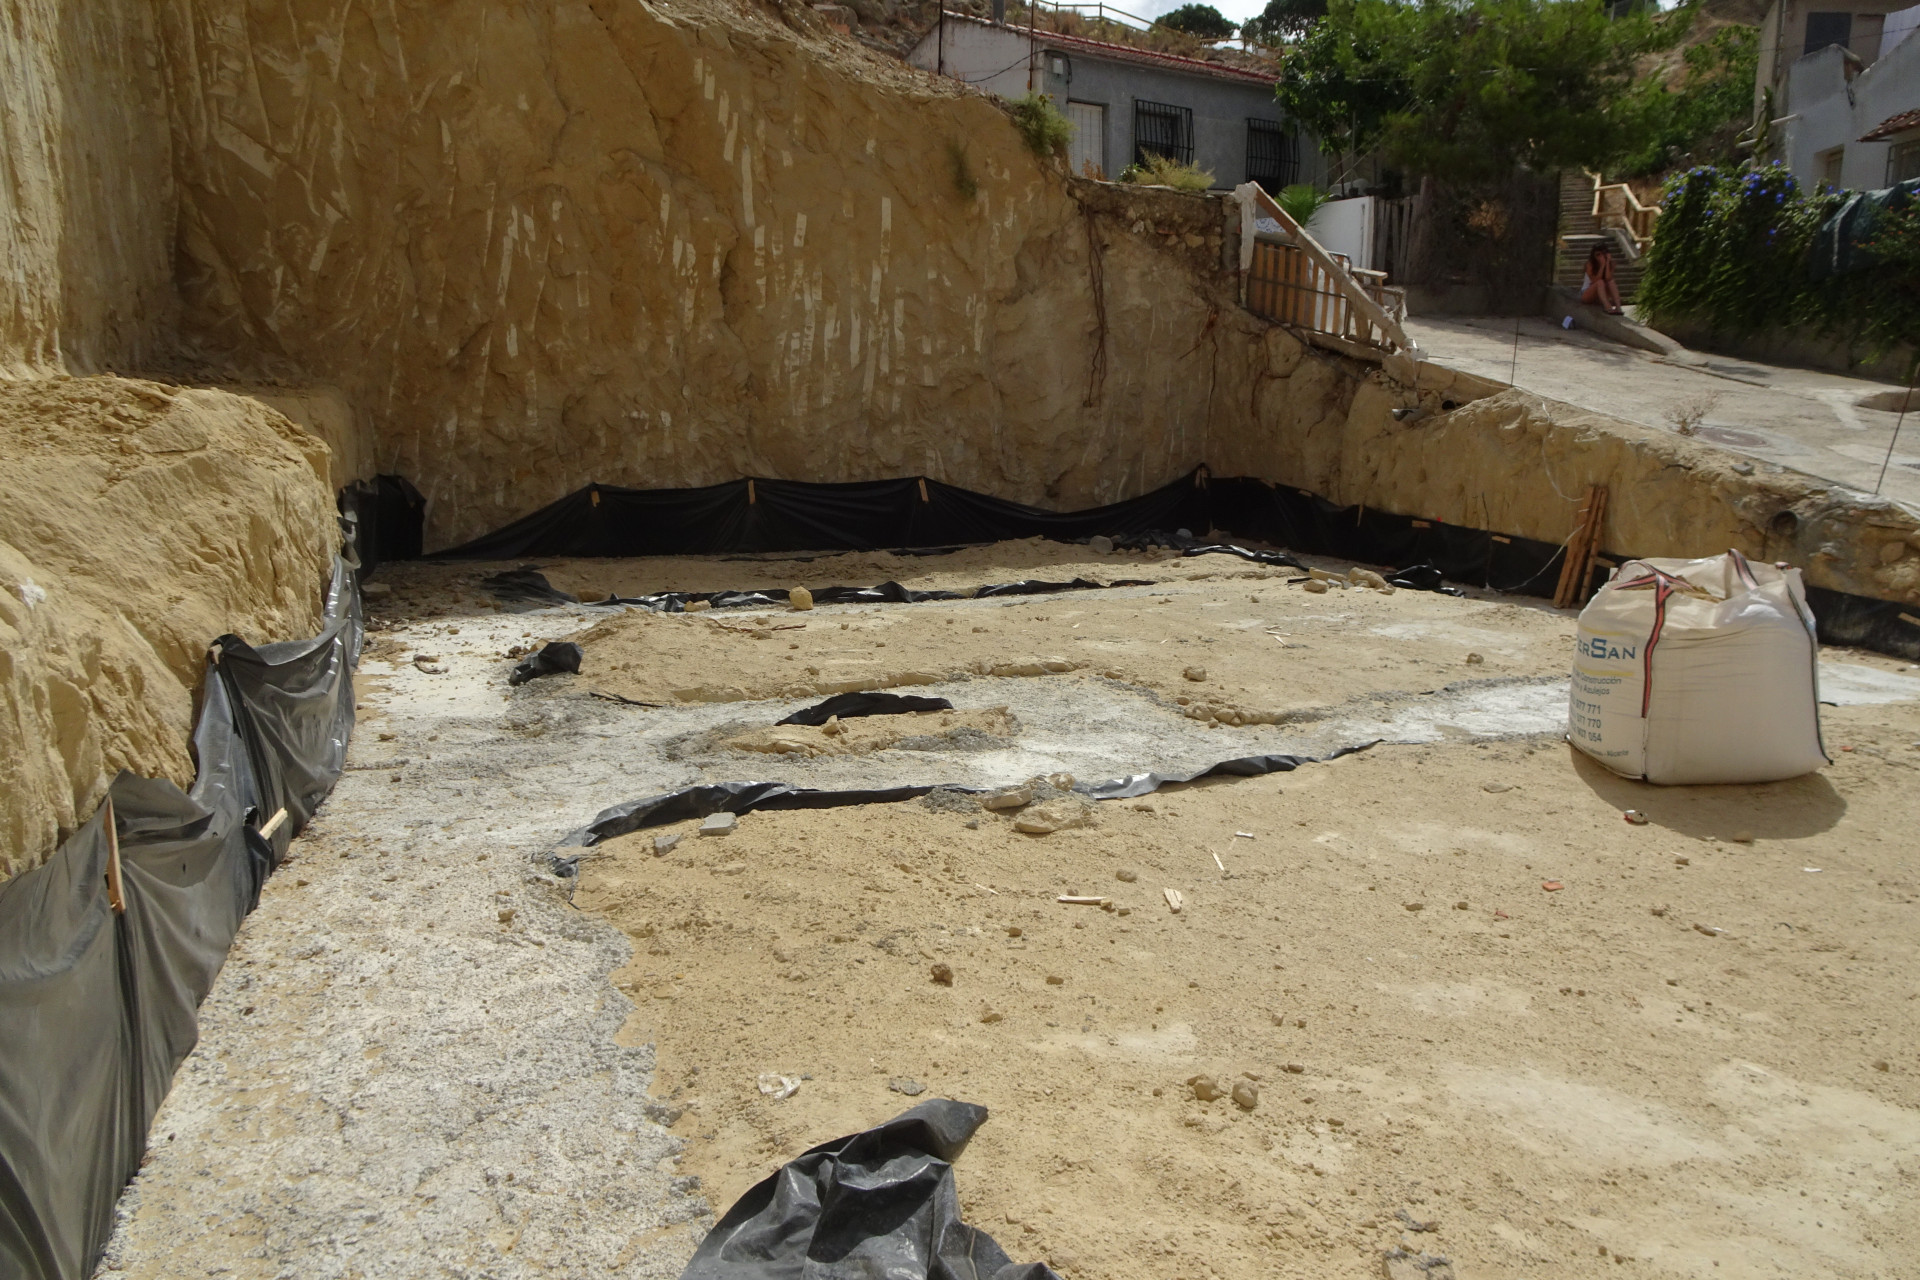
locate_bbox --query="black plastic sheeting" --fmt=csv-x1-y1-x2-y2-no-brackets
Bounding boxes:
778,692,955,726
438,474,1209,560
0,555,360,1280
682,1099,1055,1280
430,468,1535,596
1804,585,1920,662
337,475,424,578
481,567,581,607
558,744,1372,849
423,465,1918,658
509,641,583,686
574,577,1156,613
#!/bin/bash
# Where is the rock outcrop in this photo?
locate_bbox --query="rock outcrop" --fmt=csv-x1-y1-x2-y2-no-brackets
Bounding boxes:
155,0,1268,546
0,378,335,876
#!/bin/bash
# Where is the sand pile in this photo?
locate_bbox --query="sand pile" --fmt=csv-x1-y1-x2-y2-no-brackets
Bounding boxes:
0,376,337,877
576,673,1920,1280
553,552,1567,722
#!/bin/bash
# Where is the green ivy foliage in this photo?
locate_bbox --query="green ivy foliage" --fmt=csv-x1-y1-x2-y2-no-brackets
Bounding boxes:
1616,25,1759,177
1638,164,1920,373
1010,93,1074,159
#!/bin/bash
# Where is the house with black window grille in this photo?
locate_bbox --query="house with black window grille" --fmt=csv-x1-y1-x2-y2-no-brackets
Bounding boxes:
906,14,1321,191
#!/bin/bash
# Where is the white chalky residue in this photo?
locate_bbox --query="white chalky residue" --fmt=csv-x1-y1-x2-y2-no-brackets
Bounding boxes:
740,145,754,230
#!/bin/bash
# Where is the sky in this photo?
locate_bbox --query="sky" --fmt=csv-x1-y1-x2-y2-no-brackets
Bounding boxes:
1129,0,1270,23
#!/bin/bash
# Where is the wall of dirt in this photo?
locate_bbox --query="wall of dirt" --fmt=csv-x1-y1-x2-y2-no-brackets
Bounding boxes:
0,0,177,376
1210,351,1920,606
0,378,337,879
153,0,1272,546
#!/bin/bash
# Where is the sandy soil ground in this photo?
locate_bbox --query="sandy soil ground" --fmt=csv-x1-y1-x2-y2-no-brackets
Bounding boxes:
103,543,1920,1280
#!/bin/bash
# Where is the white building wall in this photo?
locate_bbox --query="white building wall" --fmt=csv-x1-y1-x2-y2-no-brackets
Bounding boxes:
1843,26,1920,188
1778,25,1920,191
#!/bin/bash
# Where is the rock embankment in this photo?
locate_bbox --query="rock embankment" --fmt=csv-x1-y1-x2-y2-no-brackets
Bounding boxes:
0,377,336,878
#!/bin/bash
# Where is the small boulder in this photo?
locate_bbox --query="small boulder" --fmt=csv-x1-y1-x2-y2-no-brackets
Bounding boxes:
1014,797,1093,835
982,786,1034,811
700,812,738,836
789,586,814,611
1188,1075,1225,1102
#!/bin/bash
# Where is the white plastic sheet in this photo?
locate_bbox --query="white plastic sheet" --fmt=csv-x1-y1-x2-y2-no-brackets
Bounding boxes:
1569,551,1828,785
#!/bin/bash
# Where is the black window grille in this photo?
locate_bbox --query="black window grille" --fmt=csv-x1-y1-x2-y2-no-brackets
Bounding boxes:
1803,11,1851,55
1245,119,1298,192
1133,100,1194,167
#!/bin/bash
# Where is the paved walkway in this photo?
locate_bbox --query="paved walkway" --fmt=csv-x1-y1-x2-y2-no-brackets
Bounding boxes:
1407,315,1920,510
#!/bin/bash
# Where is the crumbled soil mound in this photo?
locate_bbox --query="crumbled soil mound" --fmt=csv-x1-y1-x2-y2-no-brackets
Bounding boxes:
720,706,1015,757
542,548,1571,718
579,715,1920,1279
0,376,335,877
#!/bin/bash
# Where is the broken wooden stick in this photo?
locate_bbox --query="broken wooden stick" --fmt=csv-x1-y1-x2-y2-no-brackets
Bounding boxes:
1554,485,1606,609
1056,895,1111,907
1576,485,1611,603
104,796,125,915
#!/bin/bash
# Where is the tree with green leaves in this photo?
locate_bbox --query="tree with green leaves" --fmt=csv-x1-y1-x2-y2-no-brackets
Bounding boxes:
1156,3,1238,39
1240,0,1328,47
1276,0,1690,182
1618,25,1761,177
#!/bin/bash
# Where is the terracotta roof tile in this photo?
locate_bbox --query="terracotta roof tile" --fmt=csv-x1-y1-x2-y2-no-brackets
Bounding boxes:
1861,107,1920,141
947,15,1277,86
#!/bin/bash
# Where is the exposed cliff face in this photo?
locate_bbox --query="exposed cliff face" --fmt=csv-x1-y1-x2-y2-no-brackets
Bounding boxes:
1213,356,1920,606
154,0,1269,546
0,0,177,376
0,378,336,877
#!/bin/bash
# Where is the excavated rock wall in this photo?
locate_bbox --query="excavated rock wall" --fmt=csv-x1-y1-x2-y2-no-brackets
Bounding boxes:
1211,354,1920,606
0,379,337,878
0,0,177,376
153,0,1271,546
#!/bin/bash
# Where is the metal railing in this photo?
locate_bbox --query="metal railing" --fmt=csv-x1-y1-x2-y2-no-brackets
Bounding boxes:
1019,0,1156,30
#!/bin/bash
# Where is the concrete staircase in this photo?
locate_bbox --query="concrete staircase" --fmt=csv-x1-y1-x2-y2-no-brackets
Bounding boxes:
1554,170,1647,302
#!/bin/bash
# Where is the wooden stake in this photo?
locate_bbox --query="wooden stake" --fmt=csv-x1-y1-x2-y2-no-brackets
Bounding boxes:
104,796,125,915
259,807,289,839
1554,486,1601,609
1576,486,1610,603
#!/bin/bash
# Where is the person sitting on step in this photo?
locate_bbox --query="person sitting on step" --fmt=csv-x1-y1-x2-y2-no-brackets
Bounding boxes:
1580,243,1624,315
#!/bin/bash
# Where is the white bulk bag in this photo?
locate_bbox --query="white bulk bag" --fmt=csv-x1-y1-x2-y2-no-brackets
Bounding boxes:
1569,550,1828,785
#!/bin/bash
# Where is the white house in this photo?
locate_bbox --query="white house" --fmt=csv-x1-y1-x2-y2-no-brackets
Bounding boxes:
906,14,1322,191
1764,0,1920,189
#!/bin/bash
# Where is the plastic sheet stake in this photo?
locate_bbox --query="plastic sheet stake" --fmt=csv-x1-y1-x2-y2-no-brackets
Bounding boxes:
104,797,125,915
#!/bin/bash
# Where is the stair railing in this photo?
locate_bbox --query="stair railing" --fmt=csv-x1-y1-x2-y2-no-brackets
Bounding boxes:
1230,182,1422,380
1589,173,1659,256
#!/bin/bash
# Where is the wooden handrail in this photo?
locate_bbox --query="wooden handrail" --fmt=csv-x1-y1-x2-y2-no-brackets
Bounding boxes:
1588,172,1659,247
1231,183,1423,367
